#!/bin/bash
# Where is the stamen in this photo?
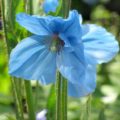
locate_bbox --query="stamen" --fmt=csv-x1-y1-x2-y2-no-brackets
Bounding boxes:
50,34,65,52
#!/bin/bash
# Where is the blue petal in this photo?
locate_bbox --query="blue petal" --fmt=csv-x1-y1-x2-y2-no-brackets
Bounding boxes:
58,34,74,52
46,10,80,34
82,24,119,64
46,10,82,47
9,35,56,85
60,10,82,45
16,13,52,35
16,10,81,40
79,14,83,24
43,0,59,13
68,64,96,97
57,46,86,85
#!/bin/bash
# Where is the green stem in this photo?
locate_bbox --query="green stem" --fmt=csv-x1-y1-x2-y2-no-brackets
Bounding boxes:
11,78,21,120
25,0,33,14
24,81,36,120
1,0,10,55
1,0,24,119
86,94,92,120
62,0,71,18
12,78,24,120
29,0,33,15
61,78,67,120
56,74,68,120
17,79,25,120
56,72,62,120
47,85,56,120
34,81,39,112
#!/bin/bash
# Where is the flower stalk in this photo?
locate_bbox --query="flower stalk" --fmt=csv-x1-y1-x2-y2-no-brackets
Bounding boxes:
1,0,10,55
56,65,68,120
61,77,67,120
62,0,71,18
86,94,92,120
12,78,24,120
56,72,62,120
56,0,71,120
24,81,36,120
1,0,24,120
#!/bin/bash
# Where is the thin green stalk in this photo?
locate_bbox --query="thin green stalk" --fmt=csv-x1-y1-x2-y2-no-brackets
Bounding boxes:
1,0,24,119
12,78,24,120
62,0,71,18
11,78,21,120
25,0,33,14
86,95,92,120
34,81,39,112
47,85,56,120
29,0,33,15
61,78,67,120
24,81,36,120
16,79,25,119
56,72,62,120
56,73,68,120
1,0,10,54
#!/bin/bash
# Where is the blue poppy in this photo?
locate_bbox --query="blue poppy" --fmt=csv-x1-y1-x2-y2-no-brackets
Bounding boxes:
9,10,119,97
43,0,59,13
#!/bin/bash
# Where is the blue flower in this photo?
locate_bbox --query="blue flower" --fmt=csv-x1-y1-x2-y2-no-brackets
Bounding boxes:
9,10,119,97
43,0,59,13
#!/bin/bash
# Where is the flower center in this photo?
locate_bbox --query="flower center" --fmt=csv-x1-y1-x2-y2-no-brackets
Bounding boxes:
50,35,65,52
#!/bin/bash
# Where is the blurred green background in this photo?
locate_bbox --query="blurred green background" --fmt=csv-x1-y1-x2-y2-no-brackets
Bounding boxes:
0,0,120,120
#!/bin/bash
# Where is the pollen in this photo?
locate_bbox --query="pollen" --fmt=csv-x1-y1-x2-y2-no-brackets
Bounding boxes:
50,35,65,52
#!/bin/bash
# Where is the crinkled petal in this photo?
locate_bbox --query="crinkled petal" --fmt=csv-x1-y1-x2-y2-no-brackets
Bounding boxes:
59,34,74,52
46,10,79,33
46,10,82,45
57,46,86,85
9,35,56,85
16,13,52,35
16,10,81,41
82,24,119,64
43,0,59,13
68,64,96,97
59,10,82,45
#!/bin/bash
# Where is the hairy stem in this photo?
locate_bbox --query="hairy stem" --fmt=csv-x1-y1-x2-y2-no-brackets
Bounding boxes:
62,0,71,18
86,94,92,120
1,0,10,54
12,78,24,120
56,72,62,120
1,0,24,119
34,81,39,112
24,81,36,120
61,78,67,120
